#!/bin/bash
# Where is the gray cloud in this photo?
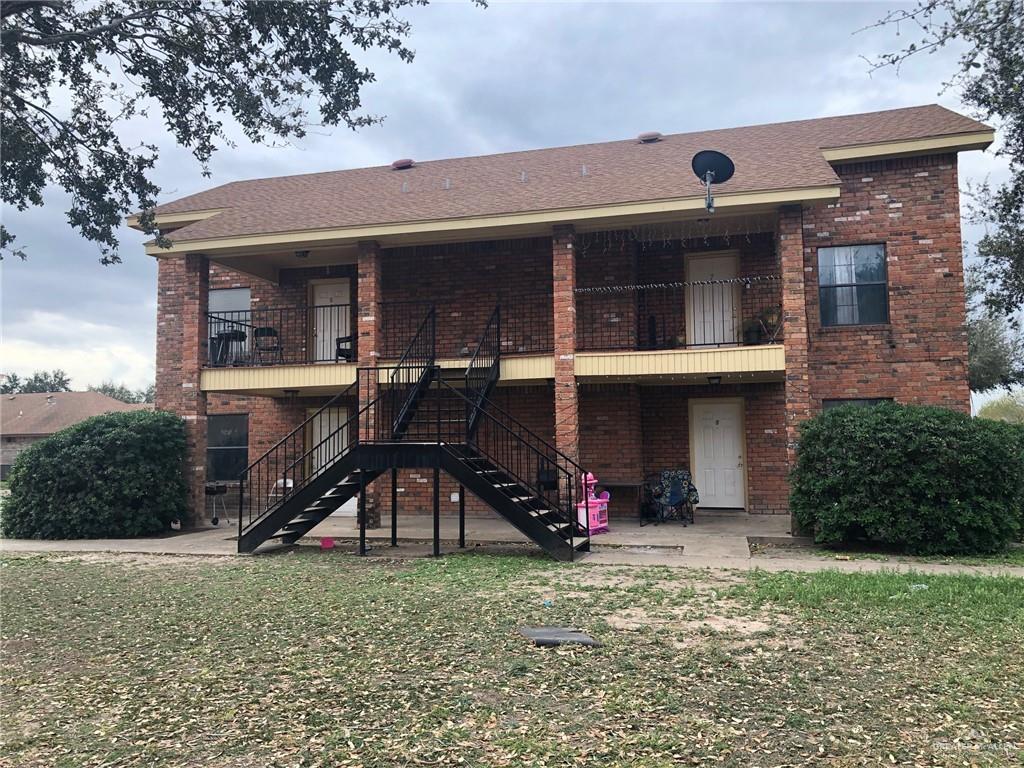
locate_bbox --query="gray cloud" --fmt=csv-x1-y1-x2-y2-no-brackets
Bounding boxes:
0,1,1008,390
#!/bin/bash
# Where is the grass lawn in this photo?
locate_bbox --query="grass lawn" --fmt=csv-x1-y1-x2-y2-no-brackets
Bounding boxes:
752,542,1024,568
2,551,1022,767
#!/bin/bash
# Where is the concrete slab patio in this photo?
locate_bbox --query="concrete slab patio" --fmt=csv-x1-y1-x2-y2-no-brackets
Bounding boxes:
4,511,1023,577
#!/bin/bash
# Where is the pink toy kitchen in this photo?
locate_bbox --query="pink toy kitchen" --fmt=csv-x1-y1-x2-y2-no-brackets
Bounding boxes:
577,472,610,534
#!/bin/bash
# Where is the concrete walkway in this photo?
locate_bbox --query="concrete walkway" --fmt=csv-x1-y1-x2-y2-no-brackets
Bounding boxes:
3,513,1023,577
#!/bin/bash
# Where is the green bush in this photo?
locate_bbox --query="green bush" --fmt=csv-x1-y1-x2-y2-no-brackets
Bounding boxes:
1,410,187,539
791,402,1024,555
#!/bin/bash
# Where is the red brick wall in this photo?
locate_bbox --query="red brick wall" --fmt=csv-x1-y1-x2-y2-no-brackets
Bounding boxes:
639,383,788,515
802,154,969,412
380,238,554,357
552,225,580,465
155,254,208,522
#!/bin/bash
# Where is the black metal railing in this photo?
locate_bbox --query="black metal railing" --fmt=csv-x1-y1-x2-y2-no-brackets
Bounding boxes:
380,296,552,359
359,306,437,442
465,305,501,439
237,382,360,536
438,380,589,545
207,304,355,367
575,277,783,352
500,294,553,354
378,300,434,359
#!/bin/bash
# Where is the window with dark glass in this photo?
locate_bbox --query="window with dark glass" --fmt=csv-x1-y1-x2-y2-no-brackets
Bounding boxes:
208,288,252,365
822,398,892,411
207,414,249,482
818,244,888,326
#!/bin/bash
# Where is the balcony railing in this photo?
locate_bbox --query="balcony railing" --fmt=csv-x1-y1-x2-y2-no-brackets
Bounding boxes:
380,296,553,359
206,304,354,367
575,276,783,352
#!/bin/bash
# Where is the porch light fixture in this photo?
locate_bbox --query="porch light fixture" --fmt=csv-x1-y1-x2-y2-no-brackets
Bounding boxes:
707,375,722,386
283,389,299,404
295,249,310,259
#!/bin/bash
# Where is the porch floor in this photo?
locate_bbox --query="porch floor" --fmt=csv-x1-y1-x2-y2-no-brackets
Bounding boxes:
310,510,794,557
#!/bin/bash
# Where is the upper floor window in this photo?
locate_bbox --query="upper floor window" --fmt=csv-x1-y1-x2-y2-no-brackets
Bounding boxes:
209,287,251,315
818,244,888,326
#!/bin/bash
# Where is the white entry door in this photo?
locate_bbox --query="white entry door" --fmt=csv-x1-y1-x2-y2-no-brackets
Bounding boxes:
691,399,746,509
686,253,740,346
308,406,355,516
311,281,352,362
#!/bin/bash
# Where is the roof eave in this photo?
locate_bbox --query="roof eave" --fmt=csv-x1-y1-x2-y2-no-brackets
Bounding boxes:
144,184,841,258
125,208,226,232
821,130,995,163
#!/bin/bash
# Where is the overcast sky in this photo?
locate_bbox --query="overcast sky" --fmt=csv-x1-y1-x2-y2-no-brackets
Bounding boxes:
0,1,1010,402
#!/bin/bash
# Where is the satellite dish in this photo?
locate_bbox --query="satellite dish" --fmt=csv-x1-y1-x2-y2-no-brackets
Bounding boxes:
691,150,735,213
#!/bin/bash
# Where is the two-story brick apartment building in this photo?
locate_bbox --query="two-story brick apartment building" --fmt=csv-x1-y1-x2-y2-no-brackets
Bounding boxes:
136,104,992,559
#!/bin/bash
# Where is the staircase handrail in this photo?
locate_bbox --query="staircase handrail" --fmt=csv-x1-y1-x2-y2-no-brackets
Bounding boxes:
390,305,436,385
465,304,501,383
436,379,588,540
238,393,378,536
440,380,585,475
239,381,356,476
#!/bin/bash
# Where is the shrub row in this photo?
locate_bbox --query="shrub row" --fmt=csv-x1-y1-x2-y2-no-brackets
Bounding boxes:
1,410,187,539
791,402,1024,555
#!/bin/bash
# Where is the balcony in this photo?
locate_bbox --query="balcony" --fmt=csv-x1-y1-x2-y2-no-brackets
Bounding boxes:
198,277,786,395
576,277,782,352
380,296,554,360
206,304,355,368
574,277,786,382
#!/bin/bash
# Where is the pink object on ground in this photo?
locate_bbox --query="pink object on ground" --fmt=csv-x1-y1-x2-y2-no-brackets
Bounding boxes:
577,473,610,534
320,537,335,550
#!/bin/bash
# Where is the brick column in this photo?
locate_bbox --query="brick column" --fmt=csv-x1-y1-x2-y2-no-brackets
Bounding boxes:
155,253,209,526
777,205,811,532
356,240,383,526
552,224,580,465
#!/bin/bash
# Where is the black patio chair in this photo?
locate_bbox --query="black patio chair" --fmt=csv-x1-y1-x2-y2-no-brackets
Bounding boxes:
252,326,283,365
335,333,356,362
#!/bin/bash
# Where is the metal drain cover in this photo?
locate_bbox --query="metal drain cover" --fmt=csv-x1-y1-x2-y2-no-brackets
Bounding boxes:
520,626,601,647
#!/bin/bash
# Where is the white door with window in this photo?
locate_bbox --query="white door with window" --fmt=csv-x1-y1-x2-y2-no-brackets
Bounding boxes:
686,253,740,346
311,281,352,363
691,399,745,509
308,406,356,516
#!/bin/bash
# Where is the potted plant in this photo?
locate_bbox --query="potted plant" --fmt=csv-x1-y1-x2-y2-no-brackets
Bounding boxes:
742,319,761,345
759,306,782,342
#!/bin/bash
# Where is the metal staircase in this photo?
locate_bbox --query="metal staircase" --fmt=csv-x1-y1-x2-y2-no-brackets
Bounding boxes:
236,303,591,560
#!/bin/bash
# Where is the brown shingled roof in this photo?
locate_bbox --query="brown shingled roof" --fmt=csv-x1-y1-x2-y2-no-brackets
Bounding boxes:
0,392,150,437
152,104,990,244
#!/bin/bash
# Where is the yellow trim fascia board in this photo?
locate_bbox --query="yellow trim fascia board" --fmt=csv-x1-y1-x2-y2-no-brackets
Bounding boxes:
200,363,357,395
126,208,226,231
433,355,556,381
144,185,840,256
574,345,786,379
821,131,994,162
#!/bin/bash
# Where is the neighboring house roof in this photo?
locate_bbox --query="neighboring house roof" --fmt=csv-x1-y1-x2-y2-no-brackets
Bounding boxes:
138,104,991,246
0,392,150,438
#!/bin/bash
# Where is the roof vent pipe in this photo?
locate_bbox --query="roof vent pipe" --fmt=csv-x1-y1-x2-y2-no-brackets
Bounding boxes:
637,131,663,144
391,158,415,170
